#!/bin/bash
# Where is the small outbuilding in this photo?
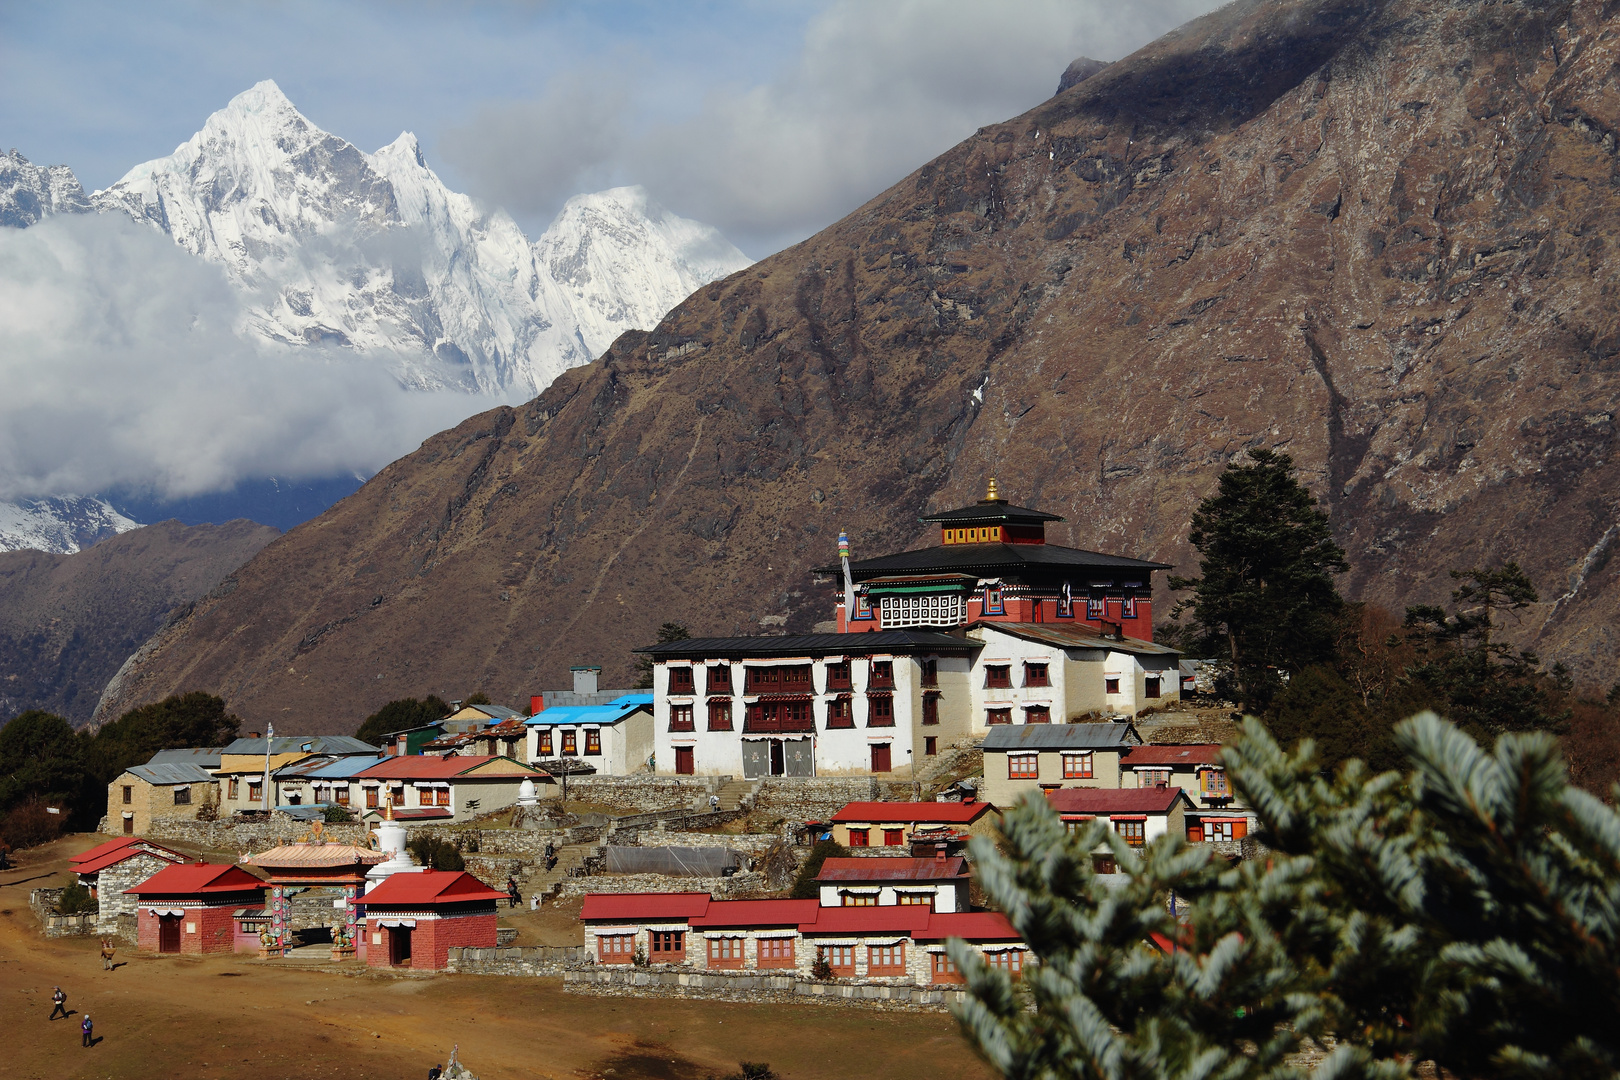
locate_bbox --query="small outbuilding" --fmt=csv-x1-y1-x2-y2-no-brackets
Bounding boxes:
815,856,971,912
126,863,267,954
71,836,190,935
363,868,508,970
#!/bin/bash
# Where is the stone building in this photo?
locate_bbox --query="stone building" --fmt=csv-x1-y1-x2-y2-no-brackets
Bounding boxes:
106,748,222,835
71,837,190,936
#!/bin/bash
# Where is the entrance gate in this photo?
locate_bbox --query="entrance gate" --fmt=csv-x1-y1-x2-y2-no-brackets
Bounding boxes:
744,737,815,778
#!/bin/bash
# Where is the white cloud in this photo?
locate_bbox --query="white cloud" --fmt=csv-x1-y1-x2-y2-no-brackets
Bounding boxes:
0,213,495,501
445,0,1221,256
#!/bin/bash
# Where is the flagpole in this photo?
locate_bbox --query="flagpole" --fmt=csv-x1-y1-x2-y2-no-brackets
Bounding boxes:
262,720,274,813
838,531,855,628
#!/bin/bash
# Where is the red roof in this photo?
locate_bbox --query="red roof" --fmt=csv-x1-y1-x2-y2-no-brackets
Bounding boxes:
386,808,454,820
363,869,510,907
72,837,156,864
1123,744,1223,767
913,911,1021,943
125,863,267,896
580,892,713,922
1046,788,1189,815
355,754,548,779
816,857,969,883
689,899,820,928
798,906,935,935
831,801,995,825
76,843,188,876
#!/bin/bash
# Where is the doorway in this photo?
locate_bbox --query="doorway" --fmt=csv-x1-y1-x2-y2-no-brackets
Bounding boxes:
674,747,694,775
870,743,892,773
122,816,133,836
769,740,785,776
158,914,181,953
387,925,412,966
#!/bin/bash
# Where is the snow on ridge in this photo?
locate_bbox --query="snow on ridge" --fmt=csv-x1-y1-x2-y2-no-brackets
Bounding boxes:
0,496,141,555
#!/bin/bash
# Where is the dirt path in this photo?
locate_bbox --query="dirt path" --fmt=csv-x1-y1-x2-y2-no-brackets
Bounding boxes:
0,837,993,1080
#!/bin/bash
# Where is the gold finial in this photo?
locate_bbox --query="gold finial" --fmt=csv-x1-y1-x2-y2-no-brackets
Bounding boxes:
985,477,1000,501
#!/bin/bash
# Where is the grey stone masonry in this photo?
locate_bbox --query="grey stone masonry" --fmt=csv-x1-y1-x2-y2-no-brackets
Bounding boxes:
562,776,731,813
749,777,918,823
553,871,767,901
563,967,970,1011
93,850,180,934
446,945,587,976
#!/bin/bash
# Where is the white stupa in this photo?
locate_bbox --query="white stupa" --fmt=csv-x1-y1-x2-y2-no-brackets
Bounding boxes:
365,796,426,893
517,778,539,807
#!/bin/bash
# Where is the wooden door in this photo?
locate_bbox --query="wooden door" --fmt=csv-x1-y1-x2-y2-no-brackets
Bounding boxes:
770,740,785,776
122,816,133,835
870,743,891,773
388,926,412,966
674,747,694,776
158,915,181,953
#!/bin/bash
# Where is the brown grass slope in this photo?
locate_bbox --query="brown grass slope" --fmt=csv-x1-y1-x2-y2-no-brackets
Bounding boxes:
0,519,279,725
95,0,1620,729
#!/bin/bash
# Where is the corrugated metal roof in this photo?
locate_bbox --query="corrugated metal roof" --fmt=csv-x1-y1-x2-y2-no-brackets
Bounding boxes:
75,844,187,876
1123,744,1223,766
981,723,1142,751
363,869,508,906
146,747,224,768
919,501,1063,525
125,863,267,896
72,837,142,864
689,899,821,928
354,755,547,779
580,892,713,921
635,630,978,658
816,857,968,882
912,911,1021,943
128,762,217,786
1046,788,1190,814
970,621,1182,657
222,735,379,756
831,801,995,824
814,542,1171,577
526,700,651,727
798,906,935,934
274,755,386,780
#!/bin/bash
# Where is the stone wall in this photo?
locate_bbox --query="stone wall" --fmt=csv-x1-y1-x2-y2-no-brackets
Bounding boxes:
553,871,767,901
446,944,586,976
561,776,731,813
112,816,373,855
562,967,968,1011
748,777,914,822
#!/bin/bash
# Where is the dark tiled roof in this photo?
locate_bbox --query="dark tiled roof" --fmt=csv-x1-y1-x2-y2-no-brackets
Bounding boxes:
147,747,224,768
980,723,1142,751
221,735,379,756
814,542,1171,578
919,501,1064,526
634,630,979,658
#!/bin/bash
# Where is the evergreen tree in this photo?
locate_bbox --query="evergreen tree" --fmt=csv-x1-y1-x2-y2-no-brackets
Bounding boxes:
354,696,450,746
1403,564,1565,737
1168,448,1348,708
788,838,849,899
0,710,89,814
88,692,239,789
633,623,690,688
953,715,1620,1080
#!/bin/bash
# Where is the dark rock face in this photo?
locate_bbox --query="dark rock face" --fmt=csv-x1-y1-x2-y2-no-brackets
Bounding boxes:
0,520,278,725
1056,57,1110,95
95,0,1620,729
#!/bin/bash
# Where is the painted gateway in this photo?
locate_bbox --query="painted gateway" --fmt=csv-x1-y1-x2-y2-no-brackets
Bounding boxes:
639,483,1180,778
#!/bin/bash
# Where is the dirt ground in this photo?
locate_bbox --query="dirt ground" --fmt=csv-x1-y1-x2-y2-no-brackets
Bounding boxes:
0,835,994,1080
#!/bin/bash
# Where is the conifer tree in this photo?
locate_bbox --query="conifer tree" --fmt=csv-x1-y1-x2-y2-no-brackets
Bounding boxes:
953,715,1620,1080
1168,448,1348,708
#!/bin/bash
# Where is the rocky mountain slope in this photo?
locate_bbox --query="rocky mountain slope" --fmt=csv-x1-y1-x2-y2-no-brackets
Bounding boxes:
0,148,91,226
1,519,278,725
94,0,1620,729
85,81,751,397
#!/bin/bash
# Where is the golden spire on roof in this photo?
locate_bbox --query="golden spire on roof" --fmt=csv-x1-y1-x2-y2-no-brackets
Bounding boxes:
984,477,1001,502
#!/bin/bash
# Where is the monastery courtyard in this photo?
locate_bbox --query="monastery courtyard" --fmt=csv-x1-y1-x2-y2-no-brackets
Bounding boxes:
1,836,990,1080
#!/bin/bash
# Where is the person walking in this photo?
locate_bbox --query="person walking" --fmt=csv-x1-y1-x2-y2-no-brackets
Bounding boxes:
48,986,68,1020
100,939,116,970
81,1014,93,1047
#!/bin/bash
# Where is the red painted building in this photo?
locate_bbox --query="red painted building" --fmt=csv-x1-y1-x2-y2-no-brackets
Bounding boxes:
363,868,507,971
819,480,1169,640
125,863,267,955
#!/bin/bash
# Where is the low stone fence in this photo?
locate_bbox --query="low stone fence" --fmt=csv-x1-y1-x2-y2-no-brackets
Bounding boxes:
29,889,99,938
620,831,784,857
552,871,768,901
749,777,915,823
563,967,970,1011
563,776,732,813
446,944,586,976
110,817,373,855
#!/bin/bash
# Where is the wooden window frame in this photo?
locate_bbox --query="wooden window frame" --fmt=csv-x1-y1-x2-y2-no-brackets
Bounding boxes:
1114,818,1146,847
986,708,1012,726
707,935,745,970
228,778,239,800
1104,677,1121,694
931,950,965,984
1024,704,1051,724
335,786,351,807
865,693,895,727
668,667,695,693
847,828,870,848
537,731,553,756
984,665,1012,689
366,787,380,809
707,699,733,731
921,658,938,687
984,586,1005,615
825,695,854,729
1139,768,1171,788
649,930,685,961
122,785,132,805
867,943,907,976
1062,752,1093,779
868,660,895,690
841,891,877,907
1087,594,1106,619
435,787,452,808
248,781,263,803
562,729,579,754
921,692,940,726
883,828,905,846
924,736,937,756
173,786,191,806
584,729,602,756
1122,593,1138,618
825,661,852,691
757,937,797,969
1008,753,1039,780
668,705,695,733
897,892,934,908
706,665,732,695
1023,662,1051,687
819,944,856,977
598,933,636,964
986,949,1025,981
1145,676,1161,699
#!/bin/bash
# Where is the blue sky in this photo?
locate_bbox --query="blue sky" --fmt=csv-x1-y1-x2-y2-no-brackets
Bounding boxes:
2,0,1218,257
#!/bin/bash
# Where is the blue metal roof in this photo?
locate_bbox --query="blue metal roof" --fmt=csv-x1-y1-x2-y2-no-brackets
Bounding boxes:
525,697,651,727
273,754,386,780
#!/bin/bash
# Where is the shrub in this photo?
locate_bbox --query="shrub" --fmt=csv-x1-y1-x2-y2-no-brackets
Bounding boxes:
321,804,354,823
56,882,97,916
787,838,847,898
0,797,65,849
406,834,464,871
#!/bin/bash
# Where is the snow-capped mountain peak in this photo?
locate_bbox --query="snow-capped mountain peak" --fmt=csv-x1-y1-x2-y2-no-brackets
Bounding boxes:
1,148,91,227
84,83,751,396
0,496,140,555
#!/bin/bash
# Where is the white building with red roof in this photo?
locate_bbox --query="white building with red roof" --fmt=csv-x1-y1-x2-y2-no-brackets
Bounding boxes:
1045,786,1195,861
579,856,1026,987
352,754,550,823
363,868,509,970
1118,743,1252,842
815,856,970,912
